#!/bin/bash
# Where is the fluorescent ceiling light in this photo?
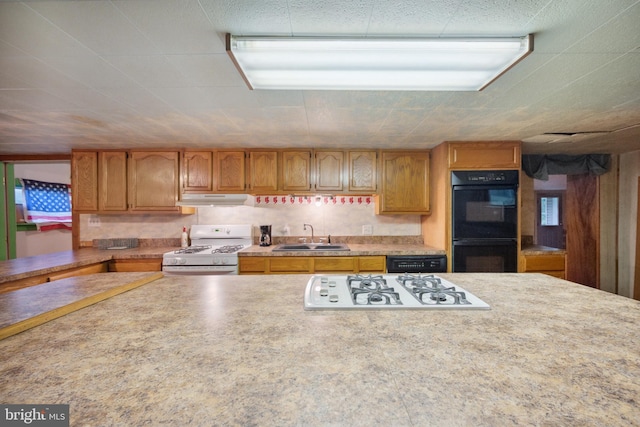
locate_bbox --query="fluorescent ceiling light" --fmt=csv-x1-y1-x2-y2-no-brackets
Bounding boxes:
226,34,532,91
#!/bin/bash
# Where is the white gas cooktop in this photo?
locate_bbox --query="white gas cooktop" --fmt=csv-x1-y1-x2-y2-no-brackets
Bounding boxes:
304,274,490,310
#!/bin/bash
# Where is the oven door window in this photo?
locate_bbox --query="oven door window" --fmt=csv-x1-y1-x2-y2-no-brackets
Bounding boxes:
453,186,517,239
453,240,517,273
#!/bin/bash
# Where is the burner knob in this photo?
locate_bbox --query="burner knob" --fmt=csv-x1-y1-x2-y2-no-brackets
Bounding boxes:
179,258,187,265
169,259,178,265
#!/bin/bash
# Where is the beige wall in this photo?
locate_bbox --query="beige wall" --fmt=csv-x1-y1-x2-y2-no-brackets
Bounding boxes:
79,201,422,243
618,152,640,298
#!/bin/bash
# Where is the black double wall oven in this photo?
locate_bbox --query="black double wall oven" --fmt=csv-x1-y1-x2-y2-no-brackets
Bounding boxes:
451,170,519,272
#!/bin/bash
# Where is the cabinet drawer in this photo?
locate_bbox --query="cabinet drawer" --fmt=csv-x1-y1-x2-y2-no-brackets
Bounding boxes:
523,255,565,271
314,257,357,272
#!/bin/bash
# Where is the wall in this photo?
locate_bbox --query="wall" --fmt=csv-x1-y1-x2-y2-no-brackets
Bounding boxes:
618,152,640,298
79,197,421,243
14,162,72,257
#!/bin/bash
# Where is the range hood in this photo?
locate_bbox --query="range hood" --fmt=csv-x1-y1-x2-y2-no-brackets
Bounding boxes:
176,194,254,207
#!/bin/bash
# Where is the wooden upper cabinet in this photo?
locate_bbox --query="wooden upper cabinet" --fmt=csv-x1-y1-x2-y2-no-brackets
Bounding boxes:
99,151,128,211
448,141,521,169
281,150,312,192
248,150,279,193
376,151,430,214
182,151,212,193
128,151,179,211
348,150,377,193
71,151,98,211
214,150,246,192
315,150,344,192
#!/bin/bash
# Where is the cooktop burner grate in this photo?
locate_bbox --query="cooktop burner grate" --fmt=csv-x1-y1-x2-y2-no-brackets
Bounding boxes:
172,245,212,254
347,274,402,305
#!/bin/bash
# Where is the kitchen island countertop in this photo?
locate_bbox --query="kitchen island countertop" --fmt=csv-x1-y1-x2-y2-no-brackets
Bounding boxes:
0,247,177,284
0,273,638,426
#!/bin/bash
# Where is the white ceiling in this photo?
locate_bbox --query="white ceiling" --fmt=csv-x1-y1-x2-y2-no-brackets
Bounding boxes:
0,0,639,155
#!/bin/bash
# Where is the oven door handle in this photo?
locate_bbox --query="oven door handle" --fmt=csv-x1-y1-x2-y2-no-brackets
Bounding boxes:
453,239,517,246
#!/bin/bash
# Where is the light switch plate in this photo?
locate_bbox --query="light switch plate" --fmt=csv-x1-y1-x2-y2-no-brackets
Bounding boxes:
88,215,101,227
362,224,373,235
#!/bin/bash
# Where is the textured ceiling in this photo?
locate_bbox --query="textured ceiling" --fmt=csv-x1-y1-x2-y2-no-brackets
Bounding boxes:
0,0,639,156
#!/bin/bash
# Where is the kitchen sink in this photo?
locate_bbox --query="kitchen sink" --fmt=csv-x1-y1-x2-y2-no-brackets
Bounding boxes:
272,243,350,252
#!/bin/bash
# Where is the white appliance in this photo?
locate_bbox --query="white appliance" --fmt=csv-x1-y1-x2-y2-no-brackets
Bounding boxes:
162,224,252,274
304,274,490,310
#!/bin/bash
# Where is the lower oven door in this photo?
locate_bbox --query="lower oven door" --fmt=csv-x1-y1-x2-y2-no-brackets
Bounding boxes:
162,265,238,275
452,239,517,273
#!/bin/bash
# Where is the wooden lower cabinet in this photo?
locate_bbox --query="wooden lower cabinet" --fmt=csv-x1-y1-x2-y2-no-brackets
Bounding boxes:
108,258,162,272
520,254,566,279
239,256,386,274
1,262,108,294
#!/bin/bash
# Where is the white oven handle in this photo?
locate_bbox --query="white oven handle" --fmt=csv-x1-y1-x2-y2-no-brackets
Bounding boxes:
163,265,238,275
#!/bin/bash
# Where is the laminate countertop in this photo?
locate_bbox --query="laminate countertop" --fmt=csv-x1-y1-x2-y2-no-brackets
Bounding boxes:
239,243,446,256
1,273,638,426
520,245,567,255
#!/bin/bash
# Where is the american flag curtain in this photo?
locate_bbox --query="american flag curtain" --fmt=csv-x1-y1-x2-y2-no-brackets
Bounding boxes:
19,178,72,231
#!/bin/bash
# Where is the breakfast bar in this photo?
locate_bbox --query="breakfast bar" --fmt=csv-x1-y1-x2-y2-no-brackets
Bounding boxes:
1,273,638,426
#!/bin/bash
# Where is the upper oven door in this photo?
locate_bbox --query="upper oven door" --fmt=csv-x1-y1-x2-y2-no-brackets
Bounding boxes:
452,183,518,240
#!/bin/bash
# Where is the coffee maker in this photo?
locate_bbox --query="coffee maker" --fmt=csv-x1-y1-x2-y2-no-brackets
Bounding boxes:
259,225,272,246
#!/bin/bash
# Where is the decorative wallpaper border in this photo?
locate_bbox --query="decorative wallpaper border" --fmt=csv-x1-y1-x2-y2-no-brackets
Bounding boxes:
255,195,372,205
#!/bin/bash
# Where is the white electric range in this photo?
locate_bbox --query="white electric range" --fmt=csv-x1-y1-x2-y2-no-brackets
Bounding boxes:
162,224,252,275
304,274,490,310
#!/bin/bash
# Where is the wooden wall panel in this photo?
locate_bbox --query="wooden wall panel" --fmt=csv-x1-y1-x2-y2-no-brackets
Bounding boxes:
566,174,599,288
635,177,640,300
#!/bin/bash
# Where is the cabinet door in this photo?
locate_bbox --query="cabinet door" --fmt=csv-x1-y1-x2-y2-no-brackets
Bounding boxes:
348,150,377,193
239,257,268,274
128,151,179,211
248,151,279,193
269,257,313,273
71,151,98,211
448,141,521,169
357,256,386,272
314,257,356,272
281,150,312,192
377,151,430,214
215,150,246,192
315,151,344,192
183,151,212,192
99,151,128,211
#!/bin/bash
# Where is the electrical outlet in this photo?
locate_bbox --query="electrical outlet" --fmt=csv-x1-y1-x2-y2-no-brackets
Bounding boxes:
362,224,373,235
88,215,101,227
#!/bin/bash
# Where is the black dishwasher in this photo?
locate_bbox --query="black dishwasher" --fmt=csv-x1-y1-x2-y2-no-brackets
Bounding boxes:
386,255,447,273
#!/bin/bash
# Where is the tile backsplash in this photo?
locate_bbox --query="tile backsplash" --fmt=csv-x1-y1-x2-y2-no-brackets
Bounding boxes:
79,199,421,244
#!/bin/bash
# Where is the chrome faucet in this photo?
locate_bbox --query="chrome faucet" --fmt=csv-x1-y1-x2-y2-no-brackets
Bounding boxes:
303,223,314,243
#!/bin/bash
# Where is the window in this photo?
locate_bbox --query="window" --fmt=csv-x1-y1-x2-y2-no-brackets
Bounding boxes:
540,196,560,226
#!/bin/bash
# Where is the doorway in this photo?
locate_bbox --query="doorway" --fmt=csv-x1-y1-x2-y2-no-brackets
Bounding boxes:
532,173,600,288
